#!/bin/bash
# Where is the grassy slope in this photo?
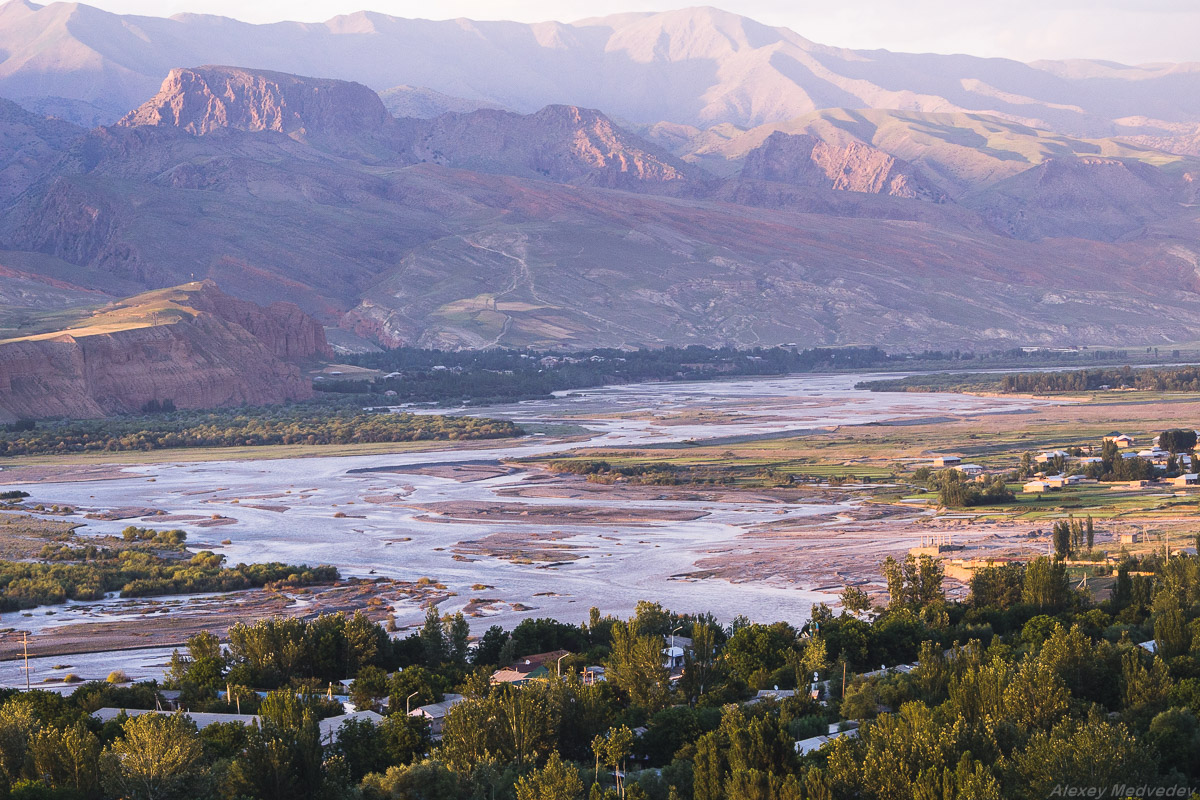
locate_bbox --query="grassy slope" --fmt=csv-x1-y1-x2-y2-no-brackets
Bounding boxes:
0,282,210,344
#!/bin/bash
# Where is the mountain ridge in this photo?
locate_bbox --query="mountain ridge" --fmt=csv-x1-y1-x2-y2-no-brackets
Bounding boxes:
2,1,1200,139
4,62,1200,354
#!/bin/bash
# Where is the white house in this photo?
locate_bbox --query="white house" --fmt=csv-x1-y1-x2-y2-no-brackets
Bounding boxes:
92,708,259,729
1043,474,1082,488
795,728,858,755
932,456,961,467
409,694,465,737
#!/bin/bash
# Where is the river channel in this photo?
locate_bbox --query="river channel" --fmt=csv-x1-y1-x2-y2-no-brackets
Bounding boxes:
0,372,1058,685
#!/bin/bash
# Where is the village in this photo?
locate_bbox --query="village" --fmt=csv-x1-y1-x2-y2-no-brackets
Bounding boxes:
909,427,1200,592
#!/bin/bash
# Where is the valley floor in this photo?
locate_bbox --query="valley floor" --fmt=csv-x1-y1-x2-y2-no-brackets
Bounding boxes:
1,371,1192,685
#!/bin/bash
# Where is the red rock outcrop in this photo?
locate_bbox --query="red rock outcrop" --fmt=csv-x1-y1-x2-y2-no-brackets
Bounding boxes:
120,66,391,141
405,105,702,190
0,282,330,421
183,283,333,361
739,131,945,201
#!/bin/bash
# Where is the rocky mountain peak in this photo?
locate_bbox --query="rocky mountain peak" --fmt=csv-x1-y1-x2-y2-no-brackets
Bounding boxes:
118,66,391,141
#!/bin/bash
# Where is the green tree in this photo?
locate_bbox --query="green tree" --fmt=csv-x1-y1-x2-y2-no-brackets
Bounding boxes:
1022,556,1069,609
882,555,944,608
29,722,100,796
331,716,387,782
230,691,323,800
388,665,443,712
1153,595,1192,658
840,586,871,615
1014,713,1154,799
606,622,670,710
497,684,557,769
446,612,471,666
722,623,796,686
969,562,1024,609
1052,521,1071,560
0,698,39,785
360,760,459,799
379,713,431,767
680,621,719,700
1159,429,1197,454
605,725,634,799
420,605,447,666
516,751,584,800
1147,707,1200,780
437,694,496,775
350,664,389,712
101,713,205,800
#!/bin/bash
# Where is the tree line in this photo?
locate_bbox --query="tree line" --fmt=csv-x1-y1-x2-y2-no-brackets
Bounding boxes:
861,365,1200,395
0,408,521,457
3,544,1199,798
319,346,899,405
325,345,1180,406
0,542,338,612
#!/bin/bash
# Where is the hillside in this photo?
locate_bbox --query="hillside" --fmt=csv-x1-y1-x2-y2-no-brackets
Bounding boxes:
379,85,506,119
1,61,1200,352
0,281,331,420
2,2,1200,137
4,98,1200,351
0,95,80,206
664,108,1200,195
736,131,944,202
400,105,702,190
961,157,1193,242
113,67,696,192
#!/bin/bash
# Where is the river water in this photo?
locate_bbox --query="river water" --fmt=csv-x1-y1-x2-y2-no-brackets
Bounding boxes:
0,372,1056,685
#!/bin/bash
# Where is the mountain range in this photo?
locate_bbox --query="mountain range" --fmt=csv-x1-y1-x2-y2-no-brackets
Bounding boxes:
4,1,1200,143
0,3,1199,362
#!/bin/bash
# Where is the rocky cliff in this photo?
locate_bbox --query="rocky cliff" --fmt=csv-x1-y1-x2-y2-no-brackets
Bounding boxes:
118,66,399,159
404,105,702,190
738,131,944,201
117,67,697,190
0,281,330,421
120,66,390,139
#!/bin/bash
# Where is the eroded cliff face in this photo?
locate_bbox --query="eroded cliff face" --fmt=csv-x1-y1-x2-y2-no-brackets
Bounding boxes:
739,131,945,201
0,282,330,421
406,105,702,190
119,66,391,140
184,284,333,361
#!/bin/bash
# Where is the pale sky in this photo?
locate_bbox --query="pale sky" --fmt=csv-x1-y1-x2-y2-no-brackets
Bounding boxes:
75,0,1199,65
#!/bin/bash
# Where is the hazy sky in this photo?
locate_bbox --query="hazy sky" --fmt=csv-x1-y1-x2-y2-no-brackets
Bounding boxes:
77,0,1198,64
